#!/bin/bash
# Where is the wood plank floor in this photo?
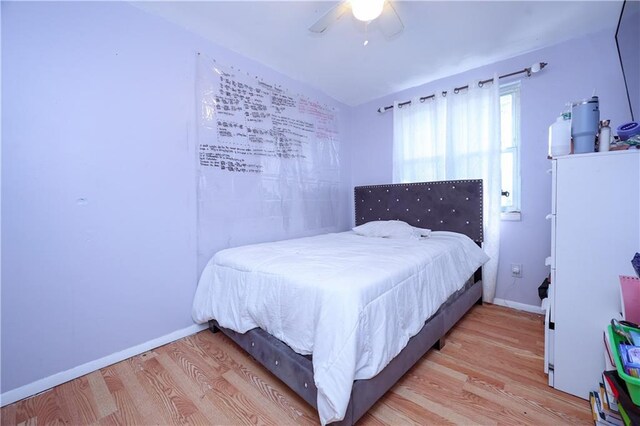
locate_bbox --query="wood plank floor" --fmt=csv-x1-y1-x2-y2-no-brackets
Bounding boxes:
1,304,592,425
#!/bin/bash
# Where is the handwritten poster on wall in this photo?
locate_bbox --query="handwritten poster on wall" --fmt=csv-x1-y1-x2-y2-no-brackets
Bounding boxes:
196,54,342,270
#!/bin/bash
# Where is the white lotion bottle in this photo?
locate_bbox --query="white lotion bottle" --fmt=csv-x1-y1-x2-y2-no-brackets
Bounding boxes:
599,120,611,152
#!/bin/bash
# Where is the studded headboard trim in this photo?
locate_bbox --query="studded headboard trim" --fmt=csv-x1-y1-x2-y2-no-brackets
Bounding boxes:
354,180,483,243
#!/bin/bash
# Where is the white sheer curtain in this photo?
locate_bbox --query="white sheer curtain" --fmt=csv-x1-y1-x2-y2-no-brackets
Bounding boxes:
392,79,501,303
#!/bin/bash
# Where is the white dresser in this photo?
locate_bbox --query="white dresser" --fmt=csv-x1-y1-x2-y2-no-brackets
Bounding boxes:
545,149,640,399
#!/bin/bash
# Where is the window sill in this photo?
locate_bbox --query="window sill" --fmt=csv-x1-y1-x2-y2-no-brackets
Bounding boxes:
501,211,521,221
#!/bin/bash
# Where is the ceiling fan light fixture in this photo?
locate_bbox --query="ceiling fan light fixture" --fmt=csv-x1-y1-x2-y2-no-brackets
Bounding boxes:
351,0,385,22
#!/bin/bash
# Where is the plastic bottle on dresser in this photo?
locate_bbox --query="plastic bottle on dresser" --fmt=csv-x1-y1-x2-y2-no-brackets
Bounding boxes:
548,111,572,157
599,120,611,152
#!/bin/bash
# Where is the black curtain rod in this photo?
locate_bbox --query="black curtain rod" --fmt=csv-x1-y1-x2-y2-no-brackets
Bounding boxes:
377,62,548,114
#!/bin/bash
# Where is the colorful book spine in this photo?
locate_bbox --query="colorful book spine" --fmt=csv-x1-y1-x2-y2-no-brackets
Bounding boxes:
591,389,624,426
602,371,640,425
602,373,620,413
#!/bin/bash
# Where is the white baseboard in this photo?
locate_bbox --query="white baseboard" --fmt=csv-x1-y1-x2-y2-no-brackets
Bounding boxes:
0,323,208,407
492,298,544,315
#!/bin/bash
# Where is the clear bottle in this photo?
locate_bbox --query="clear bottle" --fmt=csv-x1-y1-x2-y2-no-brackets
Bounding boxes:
599,120,611,152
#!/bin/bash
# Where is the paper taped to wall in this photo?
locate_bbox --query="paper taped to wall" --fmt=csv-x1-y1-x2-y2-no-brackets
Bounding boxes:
195,54,342,271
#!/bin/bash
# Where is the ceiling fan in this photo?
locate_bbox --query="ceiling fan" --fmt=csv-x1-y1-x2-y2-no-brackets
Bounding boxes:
308,0,404,39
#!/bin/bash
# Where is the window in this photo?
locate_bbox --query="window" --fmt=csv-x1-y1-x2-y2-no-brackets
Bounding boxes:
500,82,521,217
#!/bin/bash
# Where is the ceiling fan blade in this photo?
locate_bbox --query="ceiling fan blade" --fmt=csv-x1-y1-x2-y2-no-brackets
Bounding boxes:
308,2,350,34
378,1,404,39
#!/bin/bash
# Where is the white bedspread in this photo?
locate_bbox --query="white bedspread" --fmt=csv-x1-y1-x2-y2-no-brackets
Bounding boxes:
192,231,489,424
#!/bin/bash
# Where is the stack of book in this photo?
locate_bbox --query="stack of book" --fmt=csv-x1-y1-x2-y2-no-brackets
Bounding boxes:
590,375,623,425
600,323,640,425
596,371,640,426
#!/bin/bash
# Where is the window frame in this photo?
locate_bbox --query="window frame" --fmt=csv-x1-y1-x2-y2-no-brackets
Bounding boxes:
500,81,521,219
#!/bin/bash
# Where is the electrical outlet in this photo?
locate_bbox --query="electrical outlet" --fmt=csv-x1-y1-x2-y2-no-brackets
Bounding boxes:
511,263,523,278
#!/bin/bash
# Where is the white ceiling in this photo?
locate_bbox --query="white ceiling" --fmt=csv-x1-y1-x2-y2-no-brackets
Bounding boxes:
134,1,623,106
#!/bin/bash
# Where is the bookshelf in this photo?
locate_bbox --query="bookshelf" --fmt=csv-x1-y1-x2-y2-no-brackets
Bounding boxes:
593,297,640,425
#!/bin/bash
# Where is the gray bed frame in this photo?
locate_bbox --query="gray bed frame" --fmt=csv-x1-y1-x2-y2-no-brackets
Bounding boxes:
208,179,484,425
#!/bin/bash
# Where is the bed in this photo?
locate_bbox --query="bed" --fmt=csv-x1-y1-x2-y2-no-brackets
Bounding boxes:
192,179,486,425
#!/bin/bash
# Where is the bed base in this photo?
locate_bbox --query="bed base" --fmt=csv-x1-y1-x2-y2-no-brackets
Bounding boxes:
209,275,482,425
208,179,485,424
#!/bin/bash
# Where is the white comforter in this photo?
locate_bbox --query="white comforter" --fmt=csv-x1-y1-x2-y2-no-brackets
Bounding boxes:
192,231,488,424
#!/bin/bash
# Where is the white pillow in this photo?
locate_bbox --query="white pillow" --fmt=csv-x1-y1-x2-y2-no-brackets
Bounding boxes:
352,220,431,239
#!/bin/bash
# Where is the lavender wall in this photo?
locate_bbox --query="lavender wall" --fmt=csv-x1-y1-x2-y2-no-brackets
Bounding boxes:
1,0,632,401
1,2,349,395
349,28,632,307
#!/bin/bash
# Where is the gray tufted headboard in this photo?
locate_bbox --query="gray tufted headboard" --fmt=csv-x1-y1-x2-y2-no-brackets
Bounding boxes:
354,180,484,243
